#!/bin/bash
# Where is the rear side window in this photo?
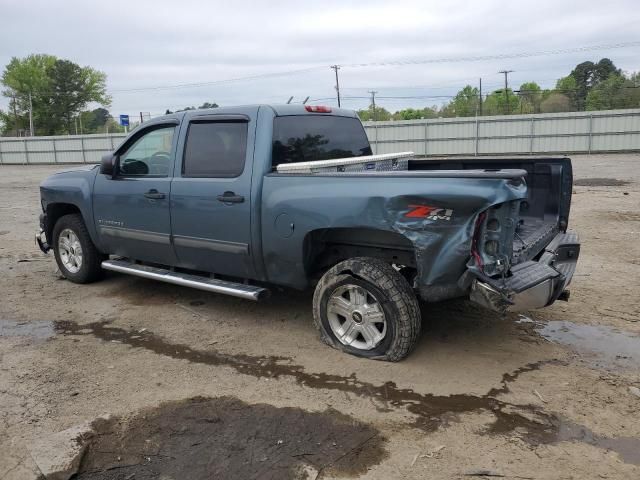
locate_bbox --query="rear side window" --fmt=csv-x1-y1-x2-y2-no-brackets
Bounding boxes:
183,122,248,177
272,116,372,167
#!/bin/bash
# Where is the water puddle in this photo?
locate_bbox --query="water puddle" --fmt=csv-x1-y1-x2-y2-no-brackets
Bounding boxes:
536,320,640,371
0,319,54,340
77,396,384,479
55,320,640,465
574,178,630,187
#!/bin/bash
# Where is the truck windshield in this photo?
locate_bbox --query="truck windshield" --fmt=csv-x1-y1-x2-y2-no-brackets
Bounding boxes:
272,115,372,167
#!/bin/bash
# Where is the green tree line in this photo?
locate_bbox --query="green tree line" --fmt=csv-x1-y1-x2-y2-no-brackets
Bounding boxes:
0,54,113,135
358,58,640,121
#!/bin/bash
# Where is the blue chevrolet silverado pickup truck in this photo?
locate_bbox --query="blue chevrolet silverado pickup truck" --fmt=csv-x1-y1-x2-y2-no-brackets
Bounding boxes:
36,104,580,361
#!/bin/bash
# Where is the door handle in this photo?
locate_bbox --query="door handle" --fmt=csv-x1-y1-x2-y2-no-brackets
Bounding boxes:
217,191,245,204
144,189,166,200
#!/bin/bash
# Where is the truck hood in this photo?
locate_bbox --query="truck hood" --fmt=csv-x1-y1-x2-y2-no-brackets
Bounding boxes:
50,164,99,175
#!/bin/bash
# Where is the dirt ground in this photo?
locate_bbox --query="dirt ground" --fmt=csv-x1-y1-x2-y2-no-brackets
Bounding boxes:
1,154,639,480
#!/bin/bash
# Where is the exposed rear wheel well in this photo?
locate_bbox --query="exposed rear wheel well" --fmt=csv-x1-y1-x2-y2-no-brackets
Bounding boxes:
303,228,417,282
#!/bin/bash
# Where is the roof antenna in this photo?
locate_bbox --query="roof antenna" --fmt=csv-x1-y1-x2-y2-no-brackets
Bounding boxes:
286,96,294,104
302,96,310,104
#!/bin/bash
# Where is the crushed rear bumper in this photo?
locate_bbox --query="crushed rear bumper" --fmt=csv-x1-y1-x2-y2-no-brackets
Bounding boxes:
469,231,580,313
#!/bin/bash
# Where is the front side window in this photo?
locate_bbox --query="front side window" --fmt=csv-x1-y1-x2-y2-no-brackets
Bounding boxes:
183,122,248,177
119,126,175,176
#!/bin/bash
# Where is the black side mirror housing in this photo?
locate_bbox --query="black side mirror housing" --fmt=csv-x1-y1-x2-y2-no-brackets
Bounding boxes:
100,153,116,177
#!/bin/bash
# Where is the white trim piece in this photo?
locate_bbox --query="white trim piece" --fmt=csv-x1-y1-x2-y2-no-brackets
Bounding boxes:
276,151,414,173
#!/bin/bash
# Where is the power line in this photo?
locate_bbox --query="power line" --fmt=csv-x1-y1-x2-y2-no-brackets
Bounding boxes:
342,41,640,68
110,66,325,93
104,41,640,94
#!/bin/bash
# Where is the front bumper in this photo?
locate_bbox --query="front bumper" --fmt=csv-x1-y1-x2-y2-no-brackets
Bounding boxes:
469,231,580,312
36,213,50,253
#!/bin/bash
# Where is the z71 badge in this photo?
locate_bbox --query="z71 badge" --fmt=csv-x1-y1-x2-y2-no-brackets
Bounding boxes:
405,205,453,221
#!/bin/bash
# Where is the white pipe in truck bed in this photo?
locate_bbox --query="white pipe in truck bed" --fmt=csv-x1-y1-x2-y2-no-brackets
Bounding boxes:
275,151,414,174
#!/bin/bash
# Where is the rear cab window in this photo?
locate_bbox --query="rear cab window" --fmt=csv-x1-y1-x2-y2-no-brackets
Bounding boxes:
272,115,372,168
183,121,248,177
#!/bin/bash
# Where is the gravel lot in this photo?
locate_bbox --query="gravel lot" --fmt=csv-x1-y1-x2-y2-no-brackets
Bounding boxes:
1,154,639,479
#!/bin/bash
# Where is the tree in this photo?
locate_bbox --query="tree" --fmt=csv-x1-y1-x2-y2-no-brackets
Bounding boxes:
1,54,56,135
517,82,542,113
441,85,479,117
1,54,110,135
481,89,520,115
559,58,621,110
392,107,438,120
171,102,219,113
540,93,572,113
78,107,111,133
41,59,110,134
356,104,391,121
586,74,640,110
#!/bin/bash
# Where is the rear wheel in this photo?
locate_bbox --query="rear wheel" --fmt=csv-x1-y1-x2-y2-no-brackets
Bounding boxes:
312,257,422,361
53,214,104,283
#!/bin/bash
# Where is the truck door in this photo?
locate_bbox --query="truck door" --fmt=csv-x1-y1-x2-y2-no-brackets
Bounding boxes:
170,114,255,278
93,122,179,265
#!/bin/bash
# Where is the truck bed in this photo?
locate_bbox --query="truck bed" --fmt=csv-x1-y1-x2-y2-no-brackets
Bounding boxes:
409,156,573,264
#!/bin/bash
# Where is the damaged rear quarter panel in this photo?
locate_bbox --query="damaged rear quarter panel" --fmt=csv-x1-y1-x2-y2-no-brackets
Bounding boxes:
261,173,527,290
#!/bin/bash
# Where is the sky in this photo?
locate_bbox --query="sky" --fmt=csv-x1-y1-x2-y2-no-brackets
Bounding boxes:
1,0,639,118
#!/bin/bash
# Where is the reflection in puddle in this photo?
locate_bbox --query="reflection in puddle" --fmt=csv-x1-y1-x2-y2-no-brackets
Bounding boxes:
0,319,54,340
536,320,640,370
54,320,640,465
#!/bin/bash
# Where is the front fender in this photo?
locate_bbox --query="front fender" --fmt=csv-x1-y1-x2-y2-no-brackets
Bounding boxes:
39,166,100,246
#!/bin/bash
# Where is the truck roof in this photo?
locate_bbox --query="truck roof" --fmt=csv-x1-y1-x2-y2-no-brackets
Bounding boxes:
155,104,359,123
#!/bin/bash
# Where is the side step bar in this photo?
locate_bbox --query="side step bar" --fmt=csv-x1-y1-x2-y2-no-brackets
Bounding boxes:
101,259,270,301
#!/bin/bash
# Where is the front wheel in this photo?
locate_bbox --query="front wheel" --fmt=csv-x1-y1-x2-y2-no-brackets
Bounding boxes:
312,257,422,361
52,214,105,284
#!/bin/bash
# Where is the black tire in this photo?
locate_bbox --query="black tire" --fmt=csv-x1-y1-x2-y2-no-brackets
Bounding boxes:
312,257,422,361
52,213,105,284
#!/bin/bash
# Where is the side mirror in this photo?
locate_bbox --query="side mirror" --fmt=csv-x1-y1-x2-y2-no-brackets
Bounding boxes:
100,153,116,178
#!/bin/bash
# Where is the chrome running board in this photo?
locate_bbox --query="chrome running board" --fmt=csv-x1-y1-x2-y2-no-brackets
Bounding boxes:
101,259,269,301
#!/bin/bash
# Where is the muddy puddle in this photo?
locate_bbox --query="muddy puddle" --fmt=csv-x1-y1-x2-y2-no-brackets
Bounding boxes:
0,319,54,340
535,319,640,371
574,177,630,187
77,396,384,479
55,320,640,466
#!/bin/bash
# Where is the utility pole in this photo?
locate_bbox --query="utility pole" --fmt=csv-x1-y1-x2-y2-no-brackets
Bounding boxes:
331,65,341,107
499,70,514,114
28,92,34,136
479,78,483,116
368,90,378,121
79,114,83,135
12,93,19,136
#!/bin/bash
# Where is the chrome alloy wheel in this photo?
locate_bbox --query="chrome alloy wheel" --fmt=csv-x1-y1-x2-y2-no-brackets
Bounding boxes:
326,284,387,350
58,228,83,274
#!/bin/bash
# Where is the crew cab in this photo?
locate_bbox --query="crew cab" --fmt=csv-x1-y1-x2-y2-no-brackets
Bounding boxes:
36,105,580,361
